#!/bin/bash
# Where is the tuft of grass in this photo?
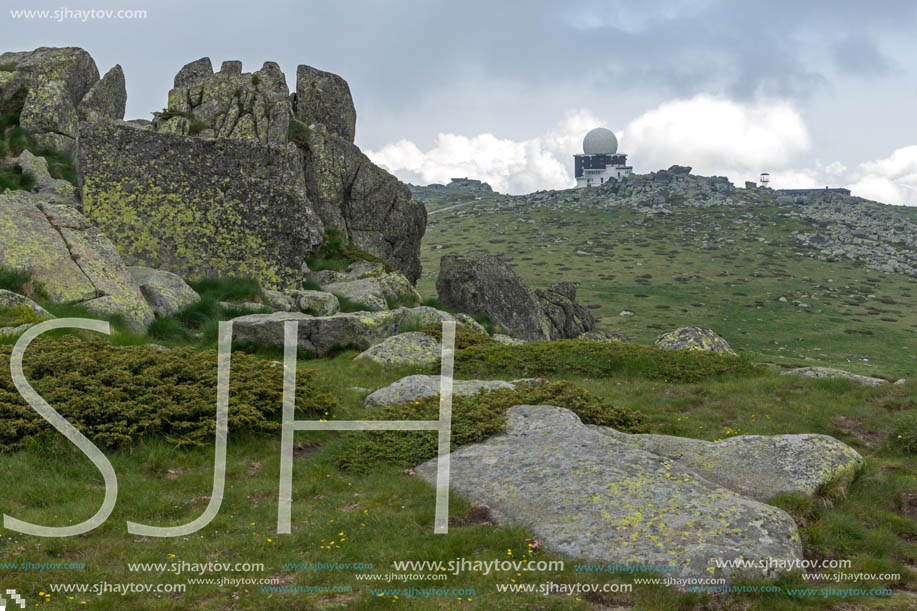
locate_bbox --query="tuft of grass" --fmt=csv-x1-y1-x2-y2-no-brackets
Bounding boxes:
451,339,761,383
0,166,35,193
336,381,644,473
287,117,311,148
0,62,15,72
188,276,262,302
890,412,917,455
305,228,395,274
385,291,421,310
333,294,370,313
301,278,322,291
0,266,45,301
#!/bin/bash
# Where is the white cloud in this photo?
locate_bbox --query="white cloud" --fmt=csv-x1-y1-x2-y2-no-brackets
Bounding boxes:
847,145,917,205
366,110,598,193
621,94,811,185
367,94,916,205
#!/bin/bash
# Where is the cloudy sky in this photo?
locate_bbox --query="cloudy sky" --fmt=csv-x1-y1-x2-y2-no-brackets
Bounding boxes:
5,0,917,203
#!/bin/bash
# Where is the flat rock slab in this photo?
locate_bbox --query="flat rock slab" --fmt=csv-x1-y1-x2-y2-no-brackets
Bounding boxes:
355,332,441,368
417,405,803,584
781,367,888,386
594,429,863,503
364,374,515,408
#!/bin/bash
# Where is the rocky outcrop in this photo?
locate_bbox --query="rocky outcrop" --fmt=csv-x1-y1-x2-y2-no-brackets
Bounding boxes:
416,405,806,584
655,326,736,355
78,120,324,290
436,255,593,341
354,332,441,367
0,190,153,331
364,374,514,408
154,58,292,147
143,56,426,283
263,289,340,316
293,65,356,143
0,47,121,153
128,267,200,317
5,150,76,202
296,122,426,283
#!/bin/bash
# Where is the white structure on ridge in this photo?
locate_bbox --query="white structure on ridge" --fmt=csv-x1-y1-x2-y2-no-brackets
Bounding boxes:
574,127,632,188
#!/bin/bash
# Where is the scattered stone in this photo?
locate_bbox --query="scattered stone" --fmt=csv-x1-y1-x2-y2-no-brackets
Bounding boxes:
781,367,889,386
128,266,200,317
619,310,635,316
416,405,803,584
364,375,515,408
492,334,526,345
355,332,441,368
655,326,736,355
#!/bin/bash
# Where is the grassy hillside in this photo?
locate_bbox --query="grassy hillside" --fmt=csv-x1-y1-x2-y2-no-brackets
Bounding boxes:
416,182,917,378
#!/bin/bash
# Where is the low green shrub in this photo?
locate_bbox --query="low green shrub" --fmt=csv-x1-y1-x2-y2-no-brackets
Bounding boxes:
450,339,760,383
301,278,322,291
418,322,495,350
337,381,643,472
287,117,311,148
0,165,34,192
0,336,336,451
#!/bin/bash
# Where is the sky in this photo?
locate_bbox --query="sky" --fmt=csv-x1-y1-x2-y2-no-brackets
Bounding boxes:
4,0,917,204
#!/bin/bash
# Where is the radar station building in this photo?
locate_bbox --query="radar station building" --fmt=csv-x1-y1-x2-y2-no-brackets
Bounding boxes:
574,127,632,188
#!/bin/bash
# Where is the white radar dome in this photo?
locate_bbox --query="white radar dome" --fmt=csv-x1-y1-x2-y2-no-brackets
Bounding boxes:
583,127,618,155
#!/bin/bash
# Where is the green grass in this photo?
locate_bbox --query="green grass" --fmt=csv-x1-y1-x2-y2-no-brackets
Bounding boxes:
418,195,917,378
0,336,912,609
306,229,395,274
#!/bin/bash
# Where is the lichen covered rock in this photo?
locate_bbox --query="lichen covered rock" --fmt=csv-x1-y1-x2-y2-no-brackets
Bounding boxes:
655,325,736,355
0,190,153,331
355,332,441,367
77,64,126,122
416,405,803,585
364,374,514,408
128,266,200,317
294,64,357,142
780,366,888,386
78,121,324,290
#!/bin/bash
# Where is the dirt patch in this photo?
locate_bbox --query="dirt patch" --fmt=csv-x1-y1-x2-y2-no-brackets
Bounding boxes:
448,504,494,527
830,417,883,448
293,441,318,459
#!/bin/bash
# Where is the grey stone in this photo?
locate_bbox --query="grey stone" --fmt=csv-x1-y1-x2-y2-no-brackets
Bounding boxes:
416,405,803,584
77,64,126,122
656,326,736,355
534,282,596,340
355,332,442,368
230,310,405,357
173,57,213,88
399,306,455,329
364,374,514,408
294,64,357,142
455,313,488,335
780,367,889,386
493,333,526,345
324,278,388,311
128,266,200,317
0,289,54,320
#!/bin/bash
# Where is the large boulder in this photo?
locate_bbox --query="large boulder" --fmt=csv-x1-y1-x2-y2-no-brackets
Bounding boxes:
436,255,593,341
416,405,804,584
128,266,200,317
534,282,596,340
0,190,154,331
364,374,514,408
0,47,101,153
436,255,547,341
294,65,356,143
656,326,736,355
296,123,426,284
354,332,441,368
77,121,324,290
230,310,404,357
